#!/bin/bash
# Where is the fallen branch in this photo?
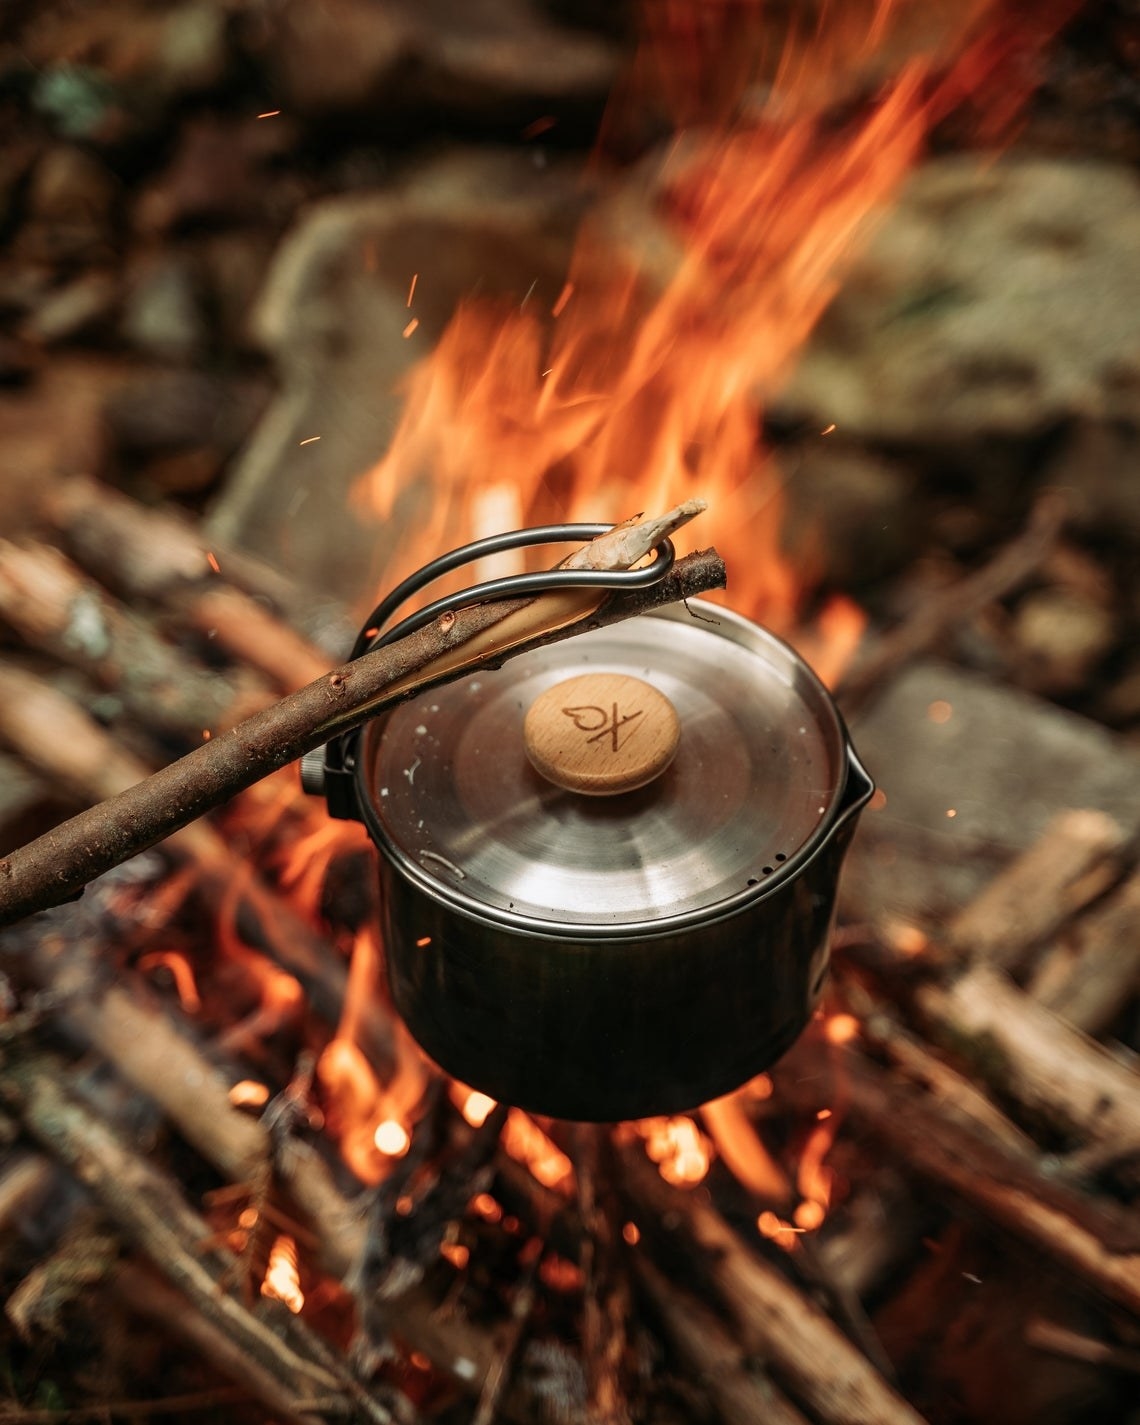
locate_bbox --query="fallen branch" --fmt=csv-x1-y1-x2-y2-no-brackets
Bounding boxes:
838,492,1065,714
45,476,333,691
0,516,724,926
634,1256,811,1425
0,673,398,1076
1,1052,402,1424
820,1045,1140,1316
616,1141,929,1425
0,539,273,737
45,474,356,658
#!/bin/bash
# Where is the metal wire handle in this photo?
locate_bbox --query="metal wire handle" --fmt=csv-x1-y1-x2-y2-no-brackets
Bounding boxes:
350,522,677,660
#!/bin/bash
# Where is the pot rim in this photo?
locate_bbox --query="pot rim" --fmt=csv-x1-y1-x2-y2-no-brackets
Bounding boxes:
356,600,873,942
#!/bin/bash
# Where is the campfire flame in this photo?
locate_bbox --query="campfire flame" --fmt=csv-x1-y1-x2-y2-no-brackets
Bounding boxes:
284,0,1075,1228
261,1234,305,1314
355,0,1073,634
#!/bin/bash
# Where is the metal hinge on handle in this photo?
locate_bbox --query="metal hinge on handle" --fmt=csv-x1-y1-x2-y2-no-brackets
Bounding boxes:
299,521,678,821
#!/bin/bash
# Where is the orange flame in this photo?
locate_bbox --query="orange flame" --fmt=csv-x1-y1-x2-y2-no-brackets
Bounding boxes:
501,1110,575,1194
317,925,429,1183
639,1115,712,1187
355,1,1074,630
261,1234,304,1314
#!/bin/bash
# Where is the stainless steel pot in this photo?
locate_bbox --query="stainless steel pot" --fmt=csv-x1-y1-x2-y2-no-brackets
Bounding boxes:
345,599,872,1122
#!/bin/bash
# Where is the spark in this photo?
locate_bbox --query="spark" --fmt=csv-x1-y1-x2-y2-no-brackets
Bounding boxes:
373,1118,411,1157
229,1080,271,1108
299,435,321,446
816,1107,833,1120
205,551,221,573
470,1192,502,1222
406,273,418,307
415,936,431,947
257,110,281,119
821,423,837,435
927,700,953,723
794,1199,826,1231
403,317,420,338
947,808,957,818
202,729,211,740
551,282,574,318
622,1222,641,1245
870,788,888,810
825,1013,859,1045
440,1242,469,1269
522,115,557,139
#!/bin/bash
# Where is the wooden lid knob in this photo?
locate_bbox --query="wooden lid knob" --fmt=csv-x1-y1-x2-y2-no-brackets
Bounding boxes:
523,673,680,796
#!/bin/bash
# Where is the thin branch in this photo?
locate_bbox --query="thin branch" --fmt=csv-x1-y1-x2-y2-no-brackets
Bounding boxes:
837,492,1065,714
0,535,724,926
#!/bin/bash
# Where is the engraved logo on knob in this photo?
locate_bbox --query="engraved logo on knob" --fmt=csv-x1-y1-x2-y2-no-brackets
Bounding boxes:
561,702,644,752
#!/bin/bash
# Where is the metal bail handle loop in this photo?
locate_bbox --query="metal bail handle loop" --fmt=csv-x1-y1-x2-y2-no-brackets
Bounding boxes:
306,522,679,818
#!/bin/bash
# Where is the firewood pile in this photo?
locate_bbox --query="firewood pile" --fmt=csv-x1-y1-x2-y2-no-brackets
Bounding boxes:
4,0,1140,1420
0,475,1138,1425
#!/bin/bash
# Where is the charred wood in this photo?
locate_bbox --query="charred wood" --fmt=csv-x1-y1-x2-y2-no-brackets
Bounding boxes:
616,1140,929,1425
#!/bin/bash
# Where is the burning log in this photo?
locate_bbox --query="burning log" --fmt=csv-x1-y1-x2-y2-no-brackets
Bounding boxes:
634,1257,811,1425
616,1141,929,1425
0,666,398,1077
0,511,725,926
0,1051,404,1424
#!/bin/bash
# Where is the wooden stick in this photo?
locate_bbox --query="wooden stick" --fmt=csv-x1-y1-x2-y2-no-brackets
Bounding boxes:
617,1143,929,1425
0,671,398,1076
815,1046,1140,1316
44,474,356,658
946,809,1132,975
0,539,273,737
634,1256,812,1425
2,1053,400,1424
1033,869,1140,1036
0,537,723,926
915,963,1140,1159
838,492,1065,714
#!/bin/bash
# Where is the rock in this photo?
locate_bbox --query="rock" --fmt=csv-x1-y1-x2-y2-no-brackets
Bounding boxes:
252,0,619,120
15,146,118,266
208,149,588,601
777,156,1140,444
844,660,1140,923
120,251,208,362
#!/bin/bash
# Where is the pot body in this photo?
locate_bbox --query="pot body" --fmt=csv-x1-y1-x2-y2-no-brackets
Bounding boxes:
355,601,873,1121
376,782,864,1121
